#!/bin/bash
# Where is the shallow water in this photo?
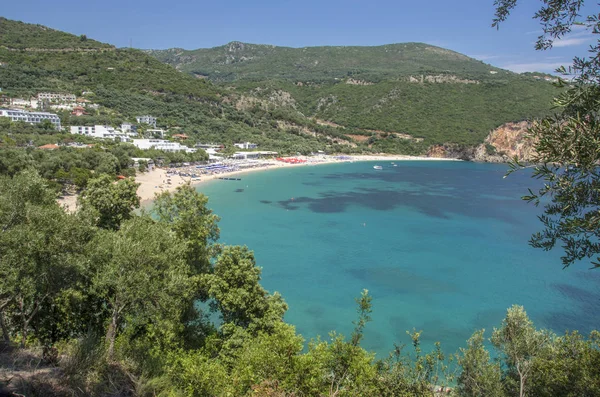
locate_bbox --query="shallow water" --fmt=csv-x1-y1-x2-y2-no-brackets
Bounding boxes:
195,161,600,356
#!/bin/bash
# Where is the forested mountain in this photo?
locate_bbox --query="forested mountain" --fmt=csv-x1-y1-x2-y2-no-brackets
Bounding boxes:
148,41,559,146
148,41,508,82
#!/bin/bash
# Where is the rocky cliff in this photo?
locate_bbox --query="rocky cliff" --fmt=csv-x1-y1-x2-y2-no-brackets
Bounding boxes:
427,121,536,163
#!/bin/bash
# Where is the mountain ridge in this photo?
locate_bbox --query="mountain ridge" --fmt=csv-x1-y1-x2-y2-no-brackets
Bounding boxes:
147,41,509,83
146,41,558,146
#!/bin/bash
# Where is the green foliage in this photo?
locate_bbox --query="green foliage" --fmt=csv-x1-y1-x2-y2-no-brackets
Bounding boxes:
153,184,220,275
376,337,452,397
88,216,193,359
0,17,110,50
0,170,95,347
201,246,288,333
78,174,140,230
497,1,600,268
351,288,372,347
166,349,229,396
528,330,600,397
491,305,550,397
457,329,505,397
455,304,600,397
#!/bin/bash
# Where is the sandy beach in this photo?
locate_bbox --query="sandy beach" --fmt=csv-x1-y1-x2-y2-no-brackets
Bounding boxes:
58,154,459,211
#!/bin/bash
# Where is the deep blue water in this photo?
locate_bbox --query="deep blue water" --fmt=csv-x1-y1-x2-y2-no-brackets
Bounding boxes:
194,161,600,356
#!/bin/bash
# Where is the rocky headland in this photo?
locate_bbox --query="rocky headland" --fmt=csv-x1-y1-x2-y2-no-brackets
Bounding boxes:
427,121,535,163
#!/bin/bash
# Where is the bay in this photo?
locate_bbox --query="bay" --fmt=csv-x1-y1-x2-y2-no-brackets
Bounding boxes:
194,160,600,356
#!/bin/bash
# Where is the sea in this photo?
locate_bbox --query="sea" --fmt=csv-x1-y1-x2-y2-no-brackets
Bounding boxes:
190,160,600,357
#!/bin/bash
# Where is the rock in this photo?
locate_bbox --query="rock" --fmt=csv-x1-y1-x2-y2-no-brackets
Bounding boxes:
427,121,535,163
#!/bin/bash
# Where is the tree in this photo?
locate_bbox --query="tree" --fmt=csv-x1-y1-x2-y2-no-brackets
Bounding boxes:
457,329,505,397
0,170,94,346
528,330,600,396
494,1,600,268
351,289,372,347
200,246,287,334
491,305,550,397
88,216,193,360
78,174,140,230
154,183,220,275
137,159,148,173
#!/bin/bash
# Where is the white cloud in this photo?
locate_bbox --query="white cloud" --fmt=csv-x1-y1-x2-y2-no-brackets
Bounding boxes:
500,62,566,73
553,37,590,47
548,28,594,47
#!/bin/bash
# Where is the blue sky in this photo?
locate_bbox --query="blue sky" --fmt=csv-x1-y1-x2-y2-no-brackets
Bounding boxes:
2,0,597,73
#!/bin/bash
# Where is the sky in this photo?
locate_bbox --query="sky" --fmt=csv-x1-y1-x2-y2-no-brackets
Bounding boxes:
2,0,598,73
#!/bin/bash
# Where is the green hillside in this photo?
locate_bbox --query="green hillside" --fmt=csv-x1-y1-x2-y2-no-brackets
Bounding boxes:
0,19,354,155
148,42,559,146
148,41,507,82
0,17,110,50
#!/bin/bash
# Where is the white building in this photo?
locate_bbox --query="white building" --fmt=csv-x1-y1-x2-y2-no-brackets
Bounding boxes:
70,125,135,142
136,115,157,127
196,143,223,151
231,151,277,160
8,98,37,108
131,139,197,153
37,92,76,102
121,123,137,134
146,129,165,138
0,108,61,129
234,142,258,149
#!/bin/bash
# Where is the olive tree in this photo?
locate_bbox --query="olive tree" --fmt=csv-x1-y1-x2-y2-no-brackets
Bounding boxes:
88,216,193,359
494,1,600,268
78,174,140,230
491,305,550,397
0,170,94,346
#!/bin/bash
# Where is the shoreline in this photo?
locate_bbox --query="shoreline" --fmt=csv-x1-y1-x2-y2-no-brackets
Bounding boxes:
58,155,460,211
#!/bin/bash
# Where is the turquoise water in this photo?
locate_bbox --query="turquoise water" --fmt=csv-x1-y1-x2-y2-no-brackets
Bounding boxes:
195,161,600,356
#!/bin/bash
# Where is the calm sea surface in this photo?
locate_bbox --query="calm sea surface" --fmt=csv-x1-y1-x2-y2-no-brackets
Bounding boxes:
192,161,599,356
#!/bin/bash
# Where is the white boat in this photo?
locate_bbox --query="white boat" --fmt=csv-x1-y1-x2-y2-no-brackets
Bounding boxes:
373,165,383,170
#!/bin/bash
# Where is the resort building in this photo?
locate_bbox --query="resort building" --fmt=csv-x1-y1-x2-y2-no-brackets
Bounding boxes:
234,142,258,149
196,143,224,151
8,97,37,108
71,106,88,116
146,129,165,138
131,139,197,153
37,92,76,102
0,108,61,130
69,125,135,142
136,115,157,127
231,151,277,160
120,123,137,134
